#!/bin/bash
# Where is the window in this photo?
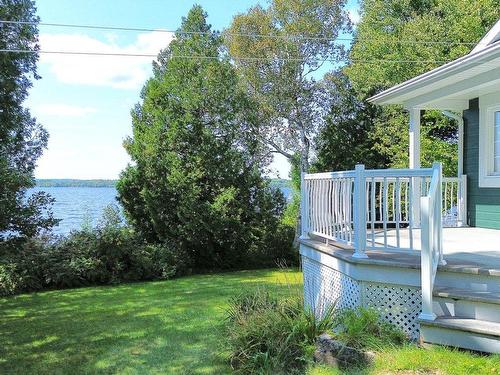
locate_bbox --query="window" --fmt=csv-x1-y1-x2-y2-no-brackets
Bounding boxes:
495,111,500,174
478,95,500,188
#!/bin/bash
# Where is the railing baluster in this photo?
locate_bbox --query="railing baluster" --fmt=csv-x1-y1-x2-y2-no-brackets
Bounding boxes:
328,179,332,239
444,180,448,218
371,177,376,248
379,180,383,226
312,180,317,234
391,179,396,222
319,179,325,235
409,177,414,250
383,176,388,250
452,181,458,219
396,177,401,249
340,179,345,242
333,180,340,239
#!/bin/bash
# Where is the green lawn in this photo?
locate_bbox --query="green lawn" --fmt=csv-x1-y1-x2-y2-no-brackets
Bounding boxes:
0,269,302,375
1,269,499,375
309,345,500,375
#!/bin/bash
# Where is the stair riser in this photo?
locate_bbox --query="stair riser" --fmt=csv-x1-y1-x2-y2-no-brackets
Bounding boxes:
435,271,500,292
433,297,500,323
420,325,500,354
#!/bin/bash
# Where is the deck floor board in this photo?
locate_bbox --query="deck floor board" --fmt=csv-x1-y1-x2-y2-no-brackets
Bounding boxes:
305,227,500,275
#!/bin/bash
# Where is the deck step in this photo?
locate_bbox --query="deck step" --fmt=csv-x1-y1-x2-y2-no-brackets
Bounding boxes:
420,317,500,353
433,286,500,323
423,317,500,336
434,286,500,305
435,269,500,293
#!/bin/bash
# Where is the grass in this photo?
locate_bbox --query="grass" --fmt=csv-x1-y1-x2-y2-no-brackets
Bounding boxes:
1,269,499,374
308,345,500,375
0,269,301,375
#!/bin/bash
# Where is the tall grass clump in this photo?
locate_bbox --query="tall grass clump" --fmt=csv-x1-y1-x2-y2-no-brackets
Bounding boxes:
332,307,407,350
225,288,335,374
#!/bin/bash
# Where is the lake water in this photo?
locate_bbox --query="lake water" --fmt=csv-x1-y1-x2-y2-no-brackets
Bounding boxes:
31,185,293,235
30,187,120,235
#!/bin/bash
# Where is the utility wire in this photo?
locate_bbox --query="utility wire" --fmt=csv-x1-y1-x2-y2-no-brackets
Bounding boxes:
0,19,478,46
0,48,454,64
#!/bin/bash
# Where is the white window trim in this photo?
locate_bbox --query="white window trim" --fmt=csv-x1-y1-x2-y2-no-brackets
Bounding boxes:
479,93,500,188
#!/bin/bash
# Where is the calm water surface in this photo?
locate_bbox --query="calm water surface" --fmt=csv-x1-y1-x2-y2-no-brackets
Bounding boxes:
31,185,293,235
30,187,119,235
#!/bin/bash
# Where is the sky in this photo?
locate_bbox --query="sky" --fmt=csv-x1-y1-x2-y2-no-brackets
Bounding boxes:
28,0,360,180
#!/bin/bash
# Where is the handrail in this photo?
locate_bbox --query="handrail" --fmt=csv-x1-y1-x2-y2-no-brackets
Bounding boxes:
304,171,355,180
419,162,445,321
301,164,463,257
304,167,435,180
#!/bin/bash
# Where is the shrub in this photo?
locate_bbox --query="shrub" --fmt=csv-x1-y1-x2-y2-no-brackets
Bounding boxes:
332,308,407,350
225,289,335,374
0,205,189,296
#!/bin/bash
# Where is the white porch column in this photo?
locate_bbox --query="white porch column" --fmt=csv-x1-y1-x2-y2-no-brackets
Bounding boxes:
409,108,421,227
457,115,466,226
409,108,421,169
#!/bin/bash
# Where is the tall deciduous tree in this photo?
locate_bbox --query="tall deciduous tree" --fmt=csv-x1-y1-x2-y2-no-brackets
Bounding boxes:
346,0,499,175
225,0,351,172
313,71,388,172
117,6,292,269
0,0,57,242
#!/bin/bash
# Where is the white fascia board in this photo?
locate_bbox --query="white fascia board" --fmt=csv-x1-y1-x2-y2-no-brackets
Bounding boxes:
471,20,500,54
368,42,500,106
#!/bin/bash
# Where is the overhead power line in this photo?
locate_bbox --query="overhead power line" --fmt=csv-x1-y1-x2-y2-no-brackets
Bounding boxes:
0,48,455,65
0,19,478,46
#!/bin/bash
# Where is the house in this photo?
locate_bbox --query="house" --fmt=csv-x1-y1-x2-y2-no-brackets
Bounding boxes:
300,20,500,353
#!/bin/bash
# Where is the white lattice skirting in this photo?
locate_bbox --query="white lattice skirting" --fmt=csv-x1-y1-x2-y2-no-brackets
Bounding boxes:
302,256,422,340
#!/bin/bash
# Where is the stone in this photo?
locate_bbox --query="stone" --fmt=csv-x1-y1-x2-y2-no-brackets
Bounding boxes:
315,333,376,368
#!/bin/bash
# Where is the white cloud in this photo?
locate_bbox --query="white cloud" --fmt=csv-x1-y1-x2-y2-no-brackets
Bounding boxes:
348,9,361,25
39,30,174,89
36,104,98,117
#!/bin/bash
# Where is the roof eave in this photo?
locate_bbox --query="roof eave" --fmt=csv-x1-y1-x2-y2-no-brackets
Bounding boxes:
367,41,500,106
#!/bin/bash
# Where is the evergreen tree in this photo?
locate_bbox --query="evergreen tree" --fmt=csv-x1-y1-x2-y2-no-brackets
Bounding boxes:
118,6,292,269
0,0,57,243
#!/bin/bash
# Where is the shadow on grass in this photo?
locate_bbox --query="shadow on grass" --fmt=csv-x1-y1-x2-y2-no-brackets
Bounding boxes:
0,268,302,375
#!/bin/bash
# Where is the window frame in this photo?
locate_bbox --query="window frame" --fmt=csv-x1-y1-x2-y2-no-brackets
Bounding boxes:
479,94,500,188
494,110,500,175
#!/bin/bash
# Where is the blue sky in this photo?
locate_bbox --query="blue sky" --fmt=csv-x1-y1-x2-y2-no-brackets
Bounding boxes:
29,0,359,179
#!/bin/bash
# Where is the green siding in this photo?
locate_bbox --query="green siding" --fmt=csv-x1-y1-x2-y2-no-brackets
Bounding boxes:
463,98,500,229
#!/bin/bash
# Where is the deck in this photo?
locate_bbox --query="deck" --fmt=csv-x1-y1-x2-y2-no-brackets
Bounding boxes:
377,227,500,272
301,166,500,352
306,227,500,275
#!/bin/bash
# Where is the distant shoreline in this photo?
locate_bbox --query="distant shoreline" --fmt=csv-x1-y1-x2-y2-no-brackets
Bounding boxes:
35,178,292,189
35,179,118,188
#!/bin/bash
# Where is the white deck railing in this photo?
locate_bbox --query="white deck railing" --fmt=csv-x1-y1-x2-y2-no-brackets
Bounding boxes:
300,164,467,256
300,163,466,322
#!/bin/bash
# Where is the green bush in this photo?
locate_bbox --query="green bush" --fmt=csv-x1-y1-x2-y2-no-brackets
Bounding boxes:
332,308,407,350
0,206,189,296
225,289,335,375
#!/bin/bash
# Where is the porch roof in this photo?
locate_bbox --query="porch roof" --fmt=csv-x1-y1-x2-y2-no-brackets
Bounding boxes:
368,20,500,110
